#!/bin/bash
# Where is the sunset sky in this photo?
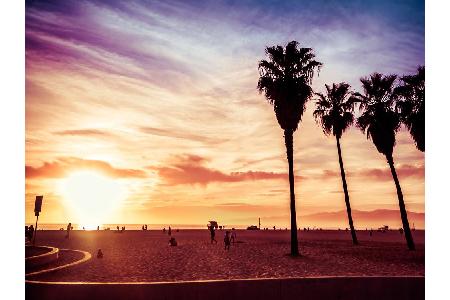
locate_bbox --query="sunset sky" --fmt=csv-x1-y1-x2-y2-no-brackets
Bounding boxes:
25,0,424,228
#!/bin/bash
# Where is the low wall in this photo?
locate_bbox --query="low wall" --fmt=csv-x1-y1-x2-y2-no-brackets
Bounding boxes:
25,246,59,268
26,276,424,300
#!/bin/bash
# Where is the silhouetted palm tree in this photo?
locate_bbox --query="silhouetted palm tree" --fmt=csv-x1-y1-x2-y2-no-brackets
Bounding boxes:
395,66,425,152
354,73,415,250
257,41,322,256
313,83,359,245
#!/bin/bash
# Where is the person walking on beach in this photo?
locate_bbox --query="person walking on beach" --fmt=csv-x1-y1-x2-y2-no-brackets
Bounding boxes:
27,225,34,242
169,237,178,246
210,225,217,244
65,222,72,239
168,226,172,236
231,228,237,244
224,231,231,250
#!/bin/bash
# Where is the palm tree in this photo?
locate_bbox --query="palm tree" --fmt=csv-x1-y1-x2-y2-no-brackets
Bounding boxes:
395,66,425,152
257,41,322,256
313,83,359,245
354,73,415,250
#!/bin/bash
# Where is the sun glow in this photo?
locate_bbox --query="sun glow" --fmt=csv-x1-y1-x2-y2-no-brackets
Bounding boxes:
59,171,126,228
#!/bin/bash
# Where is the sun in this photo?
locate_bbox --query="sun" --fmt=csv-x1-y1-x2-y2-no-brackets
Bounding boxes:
59,170,126,229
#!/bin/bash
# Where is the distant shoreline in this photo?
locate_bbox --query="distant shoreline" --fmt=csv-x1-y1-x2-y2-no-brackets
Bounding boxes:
25,224,425,231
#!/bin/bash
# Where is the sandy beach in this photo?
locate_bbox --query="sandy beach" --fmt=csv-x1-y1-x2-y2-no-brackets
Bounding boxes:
26,229,424,282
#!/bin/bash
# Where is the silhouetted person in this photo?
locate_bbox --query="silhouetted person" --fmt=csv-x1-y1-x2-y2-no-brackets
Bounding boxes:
163,227,166,234
169,237,178,246
116,226,120,232
83,226,85,231
27,225,34,242
65,223,71,239
273,226,276,230
231,228,236,244
210,225,217,244
121,226,125,232
224,231,231,250
145,224,148,230
97,226,100,231
399,228,404,235
97,249,103,258
168,226,172,236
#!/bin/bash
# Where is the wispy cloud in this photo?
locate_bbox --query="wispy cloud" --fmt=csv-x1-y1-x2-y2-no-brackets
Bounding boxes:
53,129,112,137
148,154,303,186
139,126,227,144
26,157,147,179
320,164,424,181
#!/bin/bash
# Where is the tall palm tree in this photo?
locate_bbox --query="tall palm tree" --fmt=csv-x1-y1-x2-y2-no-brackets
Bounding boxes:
354,73,415,250
257,41,322,256
395,66,425,152
313,83,359,245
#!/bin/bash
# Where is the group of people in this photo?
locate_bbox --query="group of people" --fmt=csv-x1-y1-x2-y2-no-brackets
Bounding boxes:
209,226,237,250
163,226,178,246
163,226,179,235
25,225,34,242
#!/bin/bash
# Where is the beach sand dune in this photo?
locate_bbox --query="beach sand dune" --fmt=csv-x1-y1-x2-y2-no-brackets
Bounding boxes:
27,229,424,282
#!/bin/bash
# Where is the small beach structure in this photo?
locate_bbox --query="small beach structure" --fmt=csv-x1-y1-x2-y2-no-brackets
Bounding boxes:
246,225,259,230
207,221,218,229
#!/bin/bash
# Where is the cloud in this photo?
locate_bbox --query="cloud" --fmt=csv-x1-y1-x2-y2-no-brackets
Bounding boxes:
26,157,147,179
148,154,301,186
357,164,424,181
320,164,424,181
139,127,227,144
53,129,112,136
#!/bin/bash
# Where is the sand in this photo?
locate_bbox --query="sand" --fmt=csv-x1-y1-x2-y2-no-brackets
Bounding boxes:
26,229,424,282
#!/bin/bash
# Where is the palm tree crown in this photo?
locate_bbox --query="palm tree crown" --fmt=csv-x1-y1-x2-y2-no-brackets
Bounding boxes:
257,41,322,131
313,83,357,139
395,66,425,151
354,73,400,157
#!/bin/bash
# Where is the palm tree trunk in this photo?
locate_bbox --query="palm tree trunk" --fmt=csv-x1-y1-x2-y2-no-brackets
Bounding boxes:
284,129,299,256
336,136,358,245
386,155,415,250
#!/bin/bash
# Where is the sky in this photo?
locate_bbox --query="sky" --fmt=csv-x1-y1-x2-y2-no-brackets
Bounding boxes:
25,0,425,229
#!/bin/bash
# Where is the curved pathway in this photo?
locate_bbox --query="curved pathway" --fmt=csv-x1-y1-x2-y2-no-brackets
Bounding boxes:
26,249,92,278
